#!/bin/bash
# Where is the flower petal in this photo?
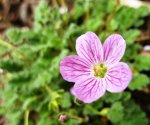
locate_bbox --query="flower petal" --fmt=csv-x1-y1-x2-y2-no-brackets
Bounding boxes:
105,62,132,93
103,34,126,65
71,76,106,103
60,56,91,82
76,32,103,64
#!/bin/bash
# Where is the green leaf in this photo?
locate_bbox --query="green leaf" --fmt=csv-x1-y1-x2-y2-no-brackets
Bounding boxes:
0,59,24,72
107,102,124,123
123,29,141,44
0,107,6,115
34,0,51,30
61,92,71,108
5,28,23,44
137,6,150,17
8,70,31,84
129,74,150,90
22,97,37,110
49,49,68,78
72,1,86,20
107,19,119,31
83,105,99,115
37,112,53,125
119,100,148,125
86,17,103,31
33,71,51,88
135,55,150,71
0,39,10,55
107,0,117,13
48,100,59,113
123,43,141,61
102,92,131,103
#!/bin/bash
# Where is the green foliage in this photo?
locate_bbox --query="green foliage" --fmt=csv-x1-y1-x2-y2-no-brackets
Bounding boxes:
135,55,150,71
102,92,131,103
129,73,150,90
108,100,148,125
0,0,149,125
118,100,148,125
107,102,124,123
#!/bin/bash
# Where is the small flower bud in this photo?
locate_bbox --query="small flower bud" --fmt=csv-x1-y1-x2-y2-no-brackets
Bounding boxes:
144,45,150,51
59,7,68,14
0,69,3,74
58,114,67,122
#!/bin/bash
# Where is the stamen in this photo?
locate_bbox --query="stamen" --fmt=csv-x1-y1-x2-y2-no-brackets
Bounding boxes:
93,64,107,78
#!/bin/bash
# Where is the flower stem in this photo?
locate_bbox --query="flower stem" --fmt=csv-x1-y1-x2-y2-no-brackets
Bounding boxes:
74,97,83,106
0,39,15,49
59,0,66,7
105,0,121,31
44,84,52,95
52,0,58,7
70,116,83,122
24,109,30,125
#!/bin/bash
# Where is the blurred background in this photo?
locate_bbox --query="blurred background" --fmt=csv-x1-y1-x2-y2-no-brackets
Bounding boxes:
0,0,150,125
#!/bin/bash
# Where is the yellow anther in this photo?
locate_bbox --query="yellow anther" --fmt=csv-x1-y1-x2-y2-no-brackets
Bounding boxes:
93,64,107,78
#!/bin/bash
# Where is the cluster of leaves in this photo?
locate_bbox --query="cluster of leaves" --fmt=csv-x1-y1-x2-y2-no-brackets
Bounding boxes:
0,0,150,125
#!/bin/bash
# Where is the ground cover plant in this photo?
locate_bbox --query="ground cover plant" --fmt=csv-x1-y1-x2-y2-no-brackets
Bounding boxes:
0,0,150,125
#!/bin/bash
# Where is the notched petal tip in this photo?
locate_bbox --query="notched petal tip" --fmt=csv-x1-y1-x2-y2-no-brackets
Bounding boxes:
76,31,103,64
71,77,106,103
103,34,126,65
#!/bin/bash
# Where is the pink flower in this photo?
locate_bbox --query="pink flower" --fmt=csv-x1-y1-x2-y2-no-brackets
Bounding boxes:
60,32,132,103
